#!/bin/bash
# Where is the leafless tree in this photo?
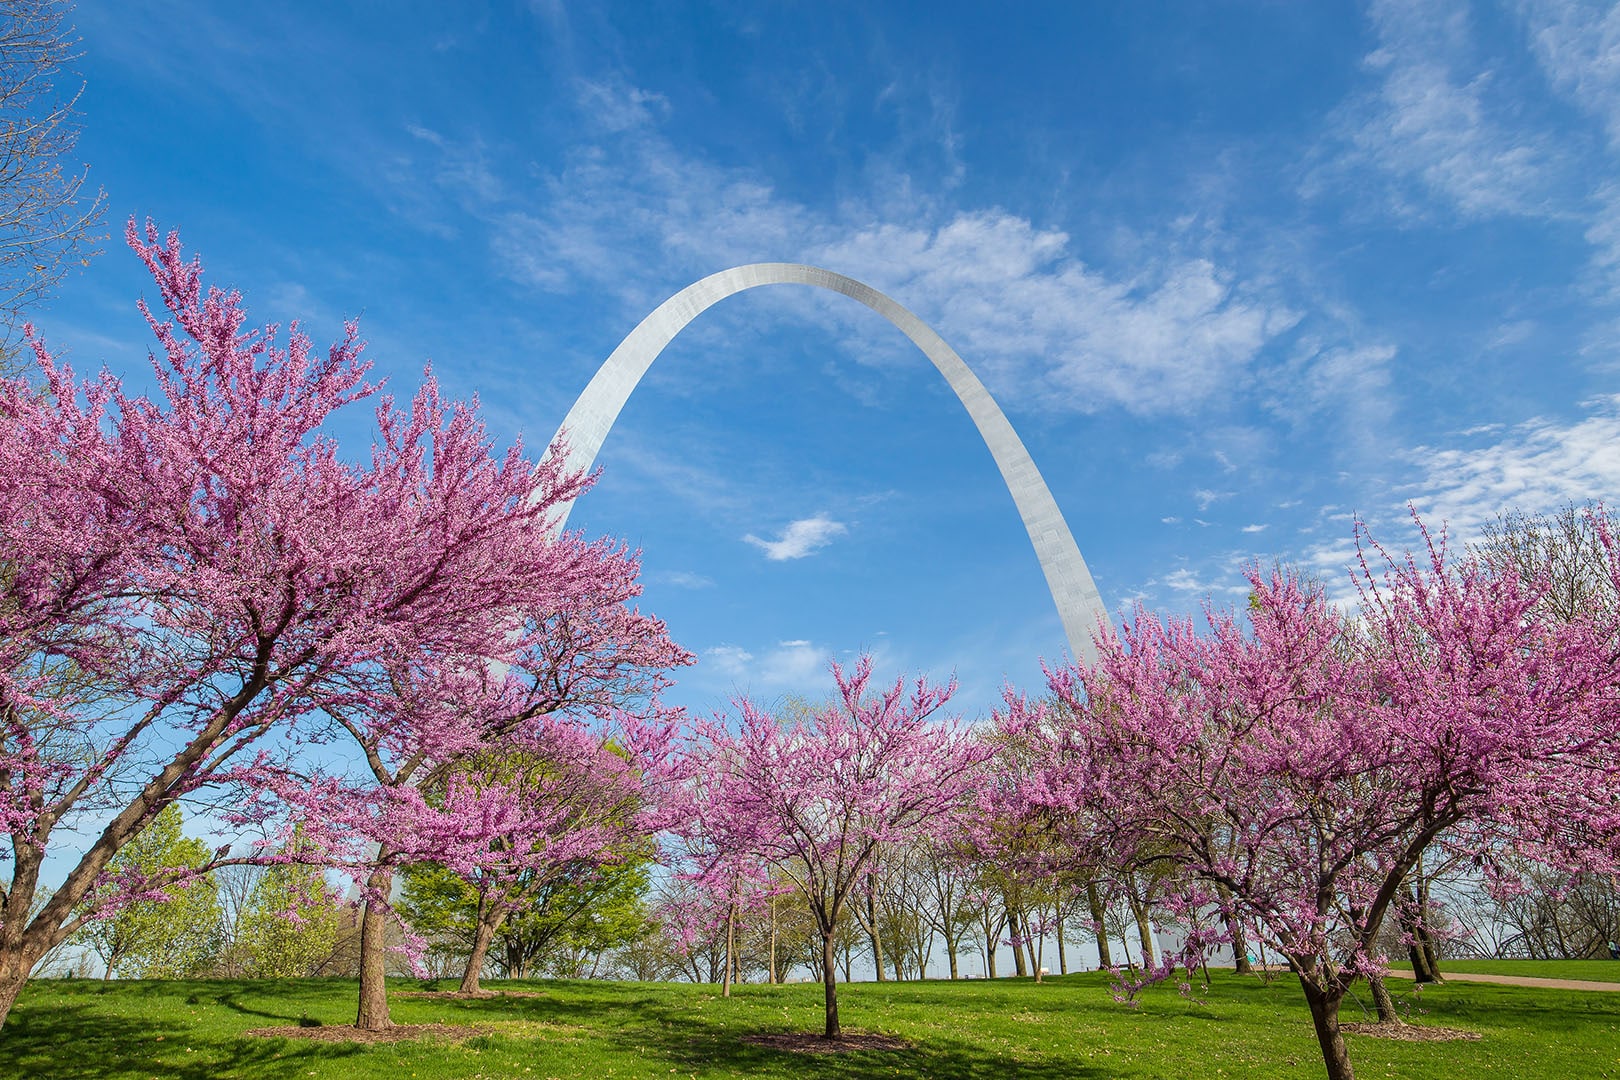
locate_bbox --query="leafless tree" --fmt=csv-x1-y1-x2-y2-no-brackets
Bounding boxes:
0,0,106,366
1477,502,1619,624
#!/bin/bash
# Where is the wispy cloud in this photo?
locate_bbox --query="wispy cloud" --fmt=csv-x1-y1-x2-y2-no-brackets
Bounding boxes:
394,80,1301,418
1313,0,1562,220
743,515,850,560
701,639,831,691
648,569,715,589
1404,393,1620,537
1295,394,1620,598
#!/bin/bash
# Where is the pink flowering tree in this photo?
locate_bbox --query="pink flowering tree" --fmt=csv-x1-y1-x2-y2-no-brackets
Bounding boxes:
1006,520,1620,1080
254,499,691,1028
0,222,669,1032
698,657,991,1039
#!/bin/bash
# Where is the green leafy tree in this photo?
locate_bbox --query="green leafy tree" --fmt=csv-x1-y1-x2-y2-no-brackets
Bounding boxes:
74,806,220,978
238,862,344,979
401,848,654,983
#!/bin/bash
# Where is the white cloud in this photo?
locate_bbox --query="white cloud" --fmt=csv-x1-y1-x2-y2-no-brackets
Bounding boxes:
1194,488,1232,511
1518,0,1620,148
1158,564,1251,599
1241,523,1269,533
397,90,1300,418
704,644,755,678
1296,395,1620,600
649,569,714,589
813,216,1298,416
700,639,830,691
743,515,850,560
574,78,670,133
1404,393,1620,538
1317,0,1561,220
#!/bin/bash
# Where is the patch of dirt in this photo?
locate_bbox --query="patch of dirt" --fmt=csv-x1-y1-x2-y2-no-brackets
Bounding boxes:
1342,1022,1482,1042
244,1022,497,1044
395,989,549,1000
742,1032,911,1054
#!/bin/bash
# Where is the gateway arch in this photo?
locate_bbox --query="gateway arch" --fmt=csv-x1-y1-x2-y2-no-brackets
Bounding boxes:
544,263,1108,665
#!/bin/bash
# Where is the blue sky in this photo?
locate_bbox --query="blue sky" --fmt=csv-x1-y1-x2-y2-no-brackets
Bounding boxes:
43,0,1620,720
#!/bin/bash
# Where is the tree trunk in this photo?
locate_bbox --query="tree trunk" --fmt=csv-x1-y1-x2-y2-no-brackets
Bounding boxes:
1368,973,1401,1025
947,933,960,980
0,952,30,1032
1009,906,1028,977
1218,884,1253,974
1132,901,1156,968
1401,884,1442,983
459,897,505,995
1057,915,1068,975
722,901,736,998
1301,980,1356,1080
355,868,395,1031
1087,882,1113,968
821,930,841,1039
865,891,886,982
768,894,778,985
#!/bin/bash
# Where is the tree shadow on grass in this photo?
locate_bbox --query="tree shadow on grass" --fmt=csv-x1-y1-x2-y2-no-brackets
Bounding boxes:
0,984,367,1080
0,995,364,1080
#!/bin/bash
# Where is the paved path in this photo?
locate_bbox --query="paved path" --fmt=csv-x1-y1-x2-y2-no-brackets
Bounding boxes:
1384,969,1620,992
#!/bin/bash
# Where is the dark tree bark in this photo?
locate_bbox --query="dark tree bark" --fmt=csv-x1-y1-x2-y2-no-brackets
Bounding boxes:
458,893,507,995
1087,881,1113,968
821,929,841,1038
1368,973,1401,1025
1301,979,1355,1080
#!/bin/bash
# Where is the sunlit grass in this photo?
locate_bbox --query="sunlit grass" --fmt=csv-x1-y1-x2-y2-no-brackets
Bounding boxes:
4,969,1618,1079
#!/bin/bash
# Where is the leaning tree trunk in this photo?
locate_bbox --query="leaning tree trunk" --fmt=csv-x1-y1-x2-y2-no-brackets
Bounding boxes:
1301,979,1356,1080
1057,915,1068,975
459,895,507,995
1368,973,1402,1025
0,947,34,1032
1087,881,1113,968
355,867,396,1031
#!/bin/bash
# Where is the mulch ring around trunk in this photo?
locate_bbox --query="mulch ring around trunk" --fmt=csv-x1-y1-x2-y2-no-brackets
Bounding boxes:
244,1022,498,1044
1342,1022,1482,1042
394,989,550,1000
742,1031,912,1053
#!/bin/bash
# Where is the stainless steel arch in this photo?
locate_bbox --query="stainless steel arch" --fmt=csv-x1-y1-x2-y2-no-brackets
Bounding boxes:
544,263,1108,664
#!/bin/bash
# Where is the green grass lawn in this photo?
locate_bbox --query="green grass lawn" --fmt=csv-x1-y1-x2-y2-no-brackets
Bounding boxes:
4,971,1619,1079
1391,958,1620,983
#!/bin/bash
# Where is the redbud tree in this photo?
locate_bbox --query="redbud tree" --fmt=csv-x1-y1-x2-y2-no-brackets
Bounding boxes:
1005,521,1620,1080
0,223,677,1031
697,658,991,1039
